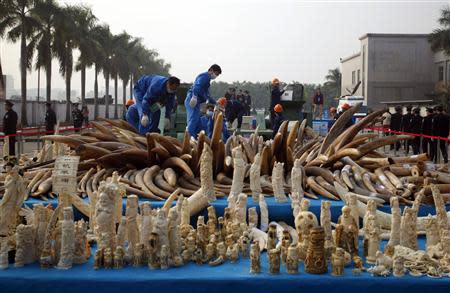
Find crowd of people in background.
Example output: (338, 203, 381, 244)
(224, 87, 252, 129)
(382, 105, 449, 164)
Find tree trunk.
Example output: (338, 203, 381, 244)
(81, 65, 86, 106)
(94, 64, 99, 119)
(20, 28, 28, 126)
(122, 79, 127, 119)
(129, 75, 133, 100)
(114, 74, 118, 119)
(46, 57, 52, 102)
(0, 53, 4, 100)
(65, 45, 73, 122)
(105, 72, 110, 118)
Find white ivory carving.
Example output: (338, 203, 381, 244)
(153, 209, 169, 253)
(235, 193, 248, 224)
(94, 182, 116, 249)
(34, 204, 49, 258)
(140, 202, 153, 248)
(15, 224, 35, 267)
(387, 197, 401, 248)
(239, 231, 251, 258)
(267, 224, 278, 250)
(289, 192, 301, 218)
(345, 193, 360, 230)
(363, 200, 377, 252)
(268, 248, 281, 274)
(180, 198, 190, 226)
(400, 207, 418, 250)
(249, 153, 263, 202)
(366, 215, 380, 264)
(258, 194, 269, 232)
(226, 243, 239, 263)
(291, 159, 304, 201)
(331, 247, 345, 276)
(392, 256, 405, 277)
(431, 184, 449, 239)
(425, 215, 440, 250)
(230, 147, 245, 197)
(57, 207, 75, 269)
(320, 201, 334, 255)
(0, 166, 26, 237)
(111, 171, 126, 224)
(126, 195, 140, 257)
(272, 162, 288, 203)
(104, 247, 113, 268)
(114, 246, 124, 269)
(286, 244, 299, 274)
(168, 208, 183, 266)
(248, 207, 258, 228)
(207, 206, 217, 236)
(300, 198, 310, 212)
(295, 199, 318, 248)
(73, 220, 88, 264)
(160, 244, 169, 269)
(116, 217, 127, 249)
(0, 239, 8, 269)
(250, 241, 261, 273)
(337, 206, 358, 255)
(250, 227, 267, 251)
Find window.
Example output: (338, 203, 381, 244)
(439, 66, 444, 81)
(352, 71, 355, 84)
(357, 70, 361, 83)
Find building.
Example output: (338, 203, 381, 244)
(1, 74, 14, 99)
(340, 33, 439, 110)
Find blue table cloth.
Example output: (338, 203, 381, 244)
(0, 238, 449, 293)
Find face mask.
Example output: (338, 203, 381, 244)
(206, 110, 213, 117)
(210, 73, 217, 80)
(167, 89, 176, 94)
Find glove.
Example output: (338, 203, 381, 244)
(189, 96, 198, 108)
(150, 102, 162, 113)
(164, 118, 170, 130)
(141, 114, 149, 127)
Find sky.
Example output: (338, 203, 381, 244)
(0, 0, 447, 97)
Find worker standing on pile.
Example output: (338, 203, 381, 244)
(312, 87, 324, 119)
(270, 78, 287, 125)
(410, 107, 422, 155)
(390, 106, 403, 151)
(2, 100, 18, 157)
(72, 103, 84, 133)
(433, 105, 449, 164)
(185, 64, 222, 138)
(200, 98, 229, 141)
(272, 104, 287, 137)
(45, 102, 57, 134)
(133, 75, 180, 134)
(421, 107, 435, 161)
(402, 105, 413, 154)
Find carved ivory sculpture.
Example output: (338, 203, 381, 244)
(289, 192, 301, 218)
(116, 217, 127, 249)
(0, 166, 27, 237)
(168, 208, 183, 266)
(94, 182, 117, 249)
(153, 209, 169, 253)
(368, 251, 392, 276)
(272, 162, 288, 203)
(111, 171, 126, 224)
(431, 185, 449, 242)
(291, 159, 304, 201)
(73, 220, 88, 264)
(126, 195, 140, 257)
(387, 197, 401, 248)
(331, 247, 345, 276)
(140, 202, 153, 249)
(259, 194, 269, 232)
(345, 193, 360, 230)
(400, 207, 418, 250)
(320, 201, 334, 257)
(249, 241, 261, 274)
(295, 199, 319, 252)
(0, 239, 8, 269)
(305, 227, 327, 274)
(286, 244, 299, 274)
(268, 248, 281, 274)
(425, 215, 440, 250)
(366, 215, 380, 264)
(249, 153, 263, 202)
(34, 204, 50, 258)
(235, 193, 247, 224)
(57, 207, 75, 269)
(363, 200, 377, 256)
(239, 231, 251, 258)
(393, 256, 405, 277)
(207, 206, 217, 236)
(248, 207, 258, 228)
(267, 224, 278, 250)
(14, 224, 35, 267)
(230, 147, 245, 197)
(337, 205, 358, 256)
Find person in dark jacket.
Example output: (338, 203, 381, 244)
(272, 104, 287, 137)
(334, 103, 354, 130)
(2, 100, 18, 156)
(432, 105, 449, 163)
(402, 105, 413, 154)
(390, 105, 403, 151)
(421, 107, 435, 161)
(312, 87, 324, 119)
(72, 103, 84, 132)
(270, 78, 286, 125)
(44, 102, 57, 134)
(410, 108, 422, 155)
(243, 90, 251, 116)
(228, 97, 244, 129)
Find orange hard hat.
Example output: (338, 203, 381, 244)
(329, 107, 337, 113)
(217, 97, 227, 107)
(274, 104, 283, 113)
(342, 103, 350, 110)
(272, 78, 280, 86)
(126, 99, 135, 106)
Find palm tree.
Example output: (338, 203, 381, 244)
(0, 0, 39, 126)
(73, 5, 97, 107)
(324, 67, 342, 99)
(29, 0, 60, 103)
(110, 32, 131, 118)
(429, 6, 450, 55)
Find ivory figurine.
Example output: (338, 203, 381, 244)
(249, 153, 263, 202)
(226, 243, 239, 263)
(168, 208, 183, 266)
(103, 247, 113, 269)
(286, 244, 299, 274)
(111, 171, 125, 224)
(207, 206, 217, 236)
(305, 227, 327, 274)
(281, 230, 292, 263)
(368, 251, 391, 276)
(193, 247, 204, 265)
(34, 204, 49, 258)
(442, 230, 450, 255)
(15, 224, 35, 267)
(430, 184, 449, 237)
(248, 207, 258, 228)
(366, 215, 380, 264)
(267, 224, 278, 250)
(114, 246, 124, 269)
(148, 232, 160, 269)
(337, 205, 358, 255)
(300, 198, 310, 212)
(258, 194, 269, 232)
(235, 193, 248, 224)
(153, 209, 169, 252)
(425, 215, 440, 250)
(268, 248, 281, 274)
(400, 207, 418, 250)
(209, 242, 226, 266)
(94, 183, 116, 249)
(291, 159, 304, 202)
(204, 243, 215, 263)
(0, 166, 27, 237)
(272, 162, 288, 203)
(249, 241, 261, 274)
(196, 223, 208, 254)
(126, 195, 140, 257)
(116, 217, 127, 249)
(0, 239, 8, 269)
(93, 248, 103, 270)
(387, 197, 401, 248)
(57, 207, 75, 269)
(73, 220, 89, 264)
(160, 245, 169, 269)
(133, 243, 144, 267)
(239, 231, 251, 258)
(230, 147, 245, 197)
(289, 192, 301, 218)
(392, 256, 405, 277)
(346, 193, 360, 230)
(140, 202, 153, 248)
(331, 247, 345, 276)
(363, 200, 377, 256)
(320, 201, 334, 258)
(180, 198, 190, 226)
(295, 201, 319, 249)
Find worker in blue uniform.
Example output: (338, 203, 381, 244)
(133, 75, 180, 134)
(125, 103, 143, 132)
(272, 104, 287, 137)
(200, 97, 229, 141)
(270, 78, 288, 125)
(185, 64, 222, 138)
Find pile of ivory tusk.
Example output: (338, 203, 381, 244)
(2, 102, 450, 211)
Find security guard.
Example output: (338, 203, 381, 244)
(401, 105, 413, 154)
(433, 105, 449, 164)
(421, 107, 435, 161)
(2, 100, 18, 156)
(390, 106, 403, 151)
(45, 102, 57, 134)
(410, 107, 422, 155)
(72, 103, 84, 132)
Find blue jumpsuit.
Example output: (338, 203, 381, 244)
(133, 75, 176, 134)
(200, 113, 229, 142)
(184, 72, 216, 138)
(125, 104, 141, 131)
